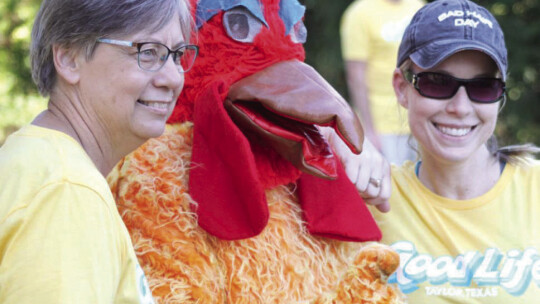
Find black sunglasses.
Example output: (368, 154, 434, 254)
(404, 70, 506, 104)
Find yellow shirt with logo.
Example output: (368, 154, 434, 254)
(372, 160, 540, 303)
(0, 125, 154, 304)
(341, 0, 424, 134)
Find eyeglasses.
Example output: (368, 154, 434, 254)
(96, 38, 198, 72)
(404, 71, 506, 104)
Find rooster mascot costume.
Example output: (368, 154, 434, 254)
(108, 0, 405, 303)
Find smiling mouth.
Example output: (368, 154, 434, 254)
(434, 123, 476, 137)
(137, 99, 169, 109)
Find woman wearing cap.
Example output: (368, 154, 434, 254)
(0, 0, 196, 302)
(336, 0, 539, 302)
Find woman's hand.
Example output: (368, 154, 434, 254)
(323, 127, 391, 212)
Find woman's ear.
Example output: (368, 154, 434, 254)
(392, 68, 409, 110)
(52, 44, 81, 85)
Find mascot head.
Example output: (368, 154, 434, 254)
(172, 0, 363, 180)
(170, 0, 305, 123)
(175, 0, 379, 241)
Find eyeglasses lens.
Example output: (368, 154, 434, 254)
(177, 46, 197, 72)
(138, 43, 163, 71)
(138, 43, 197, 72)
(416, 72, 504, 103)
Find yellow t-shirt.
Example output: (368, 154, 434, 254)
(0, 125, 154, 304)
(341, 0, 424, 134)
(372, 160, 540, 303)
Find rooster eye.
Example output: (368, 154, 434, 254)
(223, 6, 263, 43)
(289, 20, 307, 44)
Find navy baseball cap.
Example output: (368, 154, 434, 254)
(397, 0, 507, 80)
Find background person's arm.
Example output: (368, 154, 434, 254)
(344, 60, 382, 151)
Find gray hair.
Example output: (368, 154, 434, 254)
(30, 0, 193, 96)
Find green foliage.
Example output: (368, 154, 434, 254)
(477, 0, 540, 145)
(0, 0, 41, 95)
(303, 0, 351, 97)
(0, 0, 45, 145)
(0, 95, 47, 145)
(304, 0, 540, 146)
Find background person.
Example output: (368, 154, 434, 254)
(372, 0, 539, 302)
(0, 0, 195, 302)
(340, 0, 424, 165)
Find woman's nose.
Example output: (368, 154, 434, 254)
(446, 86, 474, 116)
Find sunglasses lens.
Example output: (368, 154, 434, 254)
(415, 72, 504, 103)
(416, 73, 458, 99)
(467, 79, 505, 103)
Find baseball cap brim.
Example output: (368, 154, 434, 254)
(409, 39, 507, 81)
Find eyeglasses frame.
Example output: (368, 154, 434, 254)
(96, 38, 199, 73)
(403, 70, 506, 104)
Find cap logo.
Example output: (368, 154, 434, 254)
(438, 10, 493, 29)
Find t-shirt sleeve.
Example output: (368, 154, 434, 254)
(340, 5, 370, 61)
(0, 182, 124, 304)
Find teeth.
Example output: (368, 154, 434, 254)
(437, 125, 472, 137)
(138, 100, 168, 109)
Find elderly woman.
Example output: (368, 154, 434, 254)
(0, 0, 196, 302)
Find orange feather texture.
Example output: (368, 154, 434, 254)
(108, 0, 406, 303)
(109, 124, 404, 303)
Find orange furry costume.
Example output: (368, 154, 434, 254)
(108, 0, 405, 303)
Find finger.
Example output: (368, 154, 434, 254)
(344, 158, 361, 189)
(363, 160, 383, 197)
(374, 163, 392, 212)
(364, 197, 390, 213)
(369, 177, 382, 188)
(361, 161, 391, 211)
(376, 201, 390, 213)
(361, 191, 389, 211)
(329, 128, 362, 186)
(379, 173, 391, 203)
(359, 178, 382, 199)
(358, 152, 378, 193)
(355, 164, 371, 193)
(364, 181, 382, 199)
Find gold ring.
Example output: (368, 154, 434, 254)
(369, 177, 382, 188)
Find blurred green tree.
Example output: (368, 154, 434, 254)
(0, 0, 41, 95)
(0, 0, 44, 145)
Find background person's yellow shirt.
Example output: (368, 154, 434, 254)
(341, 0, 423, 135)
